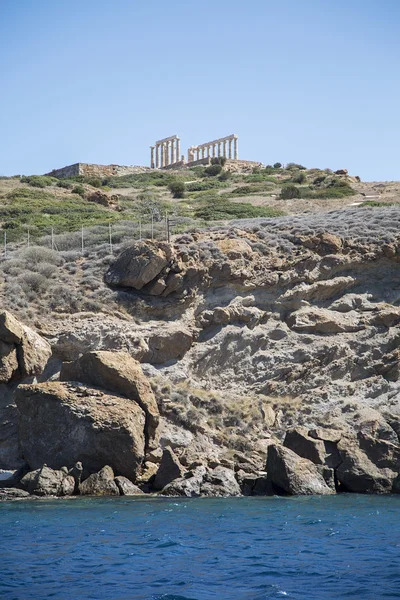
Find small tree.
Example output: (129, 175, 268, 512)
(273, 162, 282, 169)
(280, 184, 301, 199)
(168, 179, 185, 198)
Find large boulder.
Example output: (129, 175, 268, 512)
(266, 444, 334, 495)
(19, 465, 75, 496)
(153, 447, 185, 491)
(60, 351, 159, 451)
(114, 476, 144, 496)
(336, 437, 397, 493)
(161, 465, 241, 497)
(15, 382, 146, 480)
(284, 427, 341, 469)
(105, 241, 172, 289)
(80, 466, 120, 496)
(0, 310, 51, 383)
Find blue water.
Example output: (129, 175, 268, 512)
(1, 495, 400, 599)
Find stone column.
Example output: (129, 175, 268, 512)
(160, 144, 164, 168)
(150, 146, 155, 169)
(170, 140, 175, 165)
(201, 148, 205, 159)
(228, 139, 232, 159)
(176, 138, 181, 162)
(234, 138, 238, 160)
(217, 142, 221, 157)
(212, 144, 216, 157)
(167, 141, 171, 166)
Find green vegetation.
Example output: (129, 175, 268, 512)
(168, 179, 185, 198)
(280, 185, 301, 199)
(72, 184, 85, 198)
(20, 175, 56, 188)
(0, 187, 119, 241)
(204, 164, 223, 177)
(195, 200, 284, 221)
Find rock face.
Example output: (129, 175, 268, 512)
(0, 310, 51, 383)
(80, 466, 120, 496)
(153, 447, 185, 491)
(267, 444, 334, 495)
(15, 382, 146, 480)
(60, 351, 159, 451)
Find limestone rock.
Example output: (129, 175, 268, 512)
(266, 444, 334, 495)
(0, 311, 51, 382)
(19, 325, 52, 377)
(161, 465, 241, 497)
(0, 488, 30, 500)
(105, 241, 171, 289)
(287, 307, 363, 334)
(61, 351, 159, 450)
(336, 438, 395, 493)
(15, 382, 146, 480)
(284, 427, 341, 469)
(153, 447, 185, 491)
(0, 311, 24, 344)
(19, 465, 72, 496)
(80, 466, 120, 496)
(200, 466, 241, 497)
(34, 465, 66, 496)
(19, 469, 40, 494)
(144, 327, 193, 364)
(0, 341, 19, 383)
(277, 277, 355, 310)
(114, 476, 144, 495)
(60, 475, 75, 496)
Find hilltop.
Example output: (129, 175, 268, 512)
(0, 162, 399, 247)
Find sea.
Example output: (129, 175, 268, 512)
(0, 495, 399, 599)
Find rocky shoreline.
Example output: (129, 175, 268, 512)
(1, 211, 400, 500)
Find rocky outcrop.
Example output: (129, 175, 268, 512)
(114, 476, 143, 495)
(105, 241, 172, 290)
(284, 427, 342, 469)
(60, 351, 159, 451)
(266, 444, 335, 495)
(153, 446, 185, 491)
(161, 465, 241, 497)
(0, 310, 51, 383)
(15, 382, 146, 480)
(79, 466, 120, 496)
(19, 465, 75, 496)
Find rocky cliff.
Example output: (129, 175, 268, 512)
(2, 207, 400, 498)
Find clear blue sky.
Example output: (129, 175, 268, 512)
(1, 0, 399, 180)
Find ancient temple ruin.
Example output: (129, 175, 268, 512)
(150, 134, 239, 169)
(150, 135, 181, 169)
(188, 134, 238, 163)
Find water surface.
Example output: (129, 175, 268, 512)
(1, 495, 399, 599)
